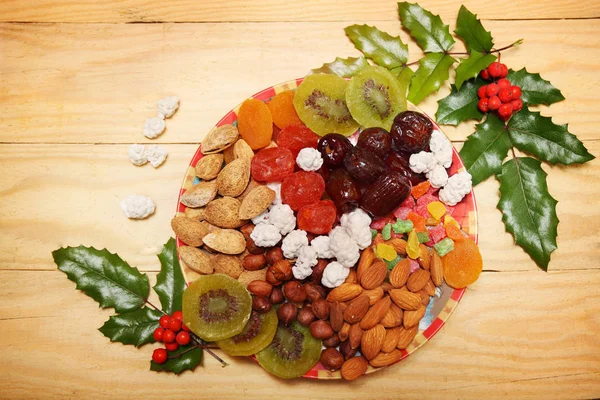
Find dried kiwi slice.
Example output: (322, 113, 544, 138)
(293, 74, 359, 137)
(346, 65, 407, 131)
(216, 309, 278, 356)
(182, 274, 252, 342)
(255, 321, 322, 379)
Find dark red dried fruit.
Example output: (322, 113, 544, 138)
(385, 151, 426, 186)
(325, 168, 361, 214)
(343, 147, 386, 184)
(356, 127, 392, 159)
(390, 111, 433, 153)
(360, 171, 411, 217)
(317, 133, 353, 167)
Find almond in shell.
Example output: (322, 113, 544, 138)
(341, 356, 368, 381)
(361, 324, 386, 360)
(389, 258, 411, 288)
(212, 254, 244, 278)
(238, 185, 275, 220)
(204, 197, 247, 229)
(237, 268, 268, 287)
(343, 294, 370, 324)
(389, 289, 422, 311)
(233, 139, 254, 161)
(180, 180, 218, 208)
(369, 349, 403, 368)
(217, 158, 250, 197)
(178, 246, 213, 275)
(195, 154, 224, 180)
(326, 283, 363, 303)
(359, 296, 391, 330)
(201, 124, 239, 154)
(403, 305, 426, 329)
(184, 207, 206, 221)
(359, 260, 387, 290)
(202, 229, 246, 255)
(407, 269, 431, 293)
(171, 216, 209, 247)
(396, 326, 418, 349)
(380, 304, 403, 328)
(237, 178, 262, 203)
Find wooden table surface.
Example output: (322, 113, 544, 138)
(1, 1, 599, 399)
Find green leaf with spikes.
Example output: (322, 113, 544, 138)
(454, 51, 496, 90)
(151, 344, 203, 375)
(506, 68, 565, 106)
(345, 24, 408, 69)
(454, 5, 494, 53)
(398, 2, 455, 53)
(408, 53, 456, 105)
(154, 237, 187, 315)
(436, 78, 485, 125)
(99, 307, 162, 347)
(311, 56, 369, 78)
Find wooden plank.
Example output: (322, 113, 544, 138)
(0, 142, 598, 273)
(0, 0, 598, 23)
(1, 19, 599, 143)
(1, 269, 598, 399)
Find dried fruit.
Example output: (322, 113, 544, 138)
(327, 283, 363, 302)
(318, 133, 354, 168)
(359, 259, 387, 290)
(360, 171, 411, 217)
(361, 324, 386, 360)
(178, 246, 213, 275)
(201, 124, 239, 154)
(216, 158, 250, 197)
(325, 168, 361, 213)
(251, 147, 295, 182)
(238, 186, 276, 220)
(276, 124, 319, 158)
(171, 216, 209, 247)
(267, 90, 303, 129)
(296, 200, 336, 234)
(344, 147, 387, 184)
(359, 296, 391, 330)
(202, 229, 246, 255)
(195, 154, 224, 180)
(442, 237, 483, 289)
(180, 180, 218, 208)
(356, 127, 393, 159)
(216, 309, 277, 356)
(281, 171, 325, 211)
(407, 269, 431, 293)
(237, 99, 273, 150)
(389, 289, 421, 311)
(390, 111, 433, 153)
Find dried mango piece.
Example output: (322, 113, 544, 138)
(411, 181, 430, 199)
(442, 237, 482, 289)
(407, 212, 426, 232)
(445, 223, 465, 242)
(376, 244, 397, 261)
(443, 214, 460, 228)
(427, 201, 447, 221)
(406, 230, 421, 259)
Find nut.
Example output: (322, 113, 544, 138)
(323, 333, 341, 348)
(389, 289, 422, 311)
(240, 223, 255, 237)
(407, 269, 430, 292)
(344, 268, 357, 284)
(349, 323, 364, 349)
(363, 287, 384, 306)
(271, 260, 293, 281)
(238, 185, 275, 220)
(381, 327, 403, 353)
(396, 326, 418, 350)
(327, 283, 363, 302)
(338, 322, 351, 342)
(320, 348, 344, 371)
(356, 246, 374, 282)
(265, 247, 284, 265)
(339, 339, 358, 360)
(310, 259, 328, 284)
(369, 349, 403, 368)
(430, 252, 444, 286)
(418, 244, 431, 270)
(201, 124, 239, 154)
(343, 294, 370, 324)
(180, 180, 218, 208)
(389, 258, 411, 288)
(171, 216, 209, 247)
(359, 260, 388, 290)
(276, 302, 297, 325)
(380, 282, 393, 292)
(283, 281, 307, 304)
(403, 305, 426, 329)
(242, 254, 267, 271)
(360, 296, 391, 330)
(329, 302, 346, 332)
(212, 254, 244, 279)
(423, 279, 436, 296)
(380, 304, 403, 328)
(178, 246, 213, 275)
(202, 229, 246, 254)
(247, 280, 273, 297)
(309, 320, 334, 340)
(269, 287, 284, 304)
(304, 282, 326, 303)
(386, 238, 407, 255)
(204, 197, 247, 229)
(245, 237, 264, 255)
(418, 289, 430, 306)
(265, 267, 282, 286)
(361, 324, 386, 360)
(341, 356, 368, 381)
(195, 153, 224, 180)
(237, 268, 267, 287)
(252, 296, 272, 313)
(297, 306, 316, 326)
(311, 298, 330, 320)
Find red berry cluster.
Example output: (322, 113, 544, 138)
(477, 61, 523, 121)
(151, 310, 191, 364)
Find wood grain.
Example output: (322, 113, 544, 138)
(1, 269, 598, 399)
(0, 142, 598, 273)
(0, 0, 598, 23)
(1, 19, 599, 144)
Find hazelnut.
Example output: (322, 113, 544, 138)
(269, 287, 284, 304)
(247, 280, 273, 297)
(311, 298, 330, 320)
(304, 282, 326, 303)
(243, 254, 267, 271)
(252, 296, 271, 313)
(323, 333, 341, 348)
(311, 259, 328, 284)
(271, 260, 293, 281)
(277, 302, 297, 325)
(239, 223, 255, 238)
(297, 306, 316, 326)
(265, 247, 284, 265)
(309, 320, 334, 340)
(320, 347, 344, 371)
(245, 237, 265, 255)
(283, 281, 307, 304)
(265, 267, 282, 286)
(339, 339, 358, 360)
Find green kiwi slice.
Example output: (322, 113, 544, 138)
(216, 309, 278, 356)
(182, 274, 252, 342)
(293, 73, 359, 137)
(255, 321, 322, 379)
(346, 65, 407, 131)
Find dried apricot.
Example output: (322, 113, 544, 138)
(445, 223, 465, 242)
(411, 181, 430, 199)
(406, 212, 426, 232)
(251, 147, 295, 182)
(281, 171, 325, 211)
(238, 99, 273, 150)
(442, 237, 482, 289)
(267, 90, 303, 129)
(276, 124, 319, 158)
(297, 200, 336, 234)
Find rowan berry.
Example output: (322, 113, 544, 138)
(172, 311, 183, 322)
(498, 103, 513, 120)
(498, 88, 513, 103)
(152, 348, 168, 364)
(511, 86, 522, 99)
(500, 64, 509, 78)
(163, 329, 176, 343)
(488, 96, 501, 111)
(477, 85, 487, 98)
(168, 318, 182, 333)
(511, 99, 523, 111)
(176, 331, 191, 346)
(486, 83, 500, 97)
(497, 78, 511, 90)
(159, 315, 171, 329)
(165, 342, 179, 352)
(478, 98, 489, 113)
(480, 69, 490, 80)
(488, 62, 503, 78)
(153, 327, 165, 342)
(182, 323, 190, 332)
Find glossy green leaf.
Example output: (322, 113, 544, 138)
(497, 157, 558, 270)
(506, 68, 565, 106)
(345, 24, 408, 69)
(398, 2, 455, 53)
(436, 78, 485, 125)
(99, 307, 162, 347)
(454, 51, 496, 90)
(460, 114, 512, 185)
(53, 246, 149, 313)
(154, 237, 187, 315)
(311, 56, 369, 78)
(408, 53, 456, 105)
(150, 344, 203, 374)
(395, 65, 414, 92)
(454, 5, 494, 53)
(508, 108, 594, 165)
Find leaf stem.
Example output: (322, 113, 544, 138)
(145, 299, 167, 315)
(189, 332, 229, 367)
(445, 39, 524, 56)
(167, 344, 202, 359)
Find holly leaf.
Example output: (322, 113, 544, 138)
(151, 344, 203, 375)
(454, 5, 494, 53)
(508, 108, 594, 165)
(99, 307, 162, 347)
(408, 53, 456, 105)
(396, 65, 414, 94)
(311, 56, 369, 78)
(497, 157, 558, 270)
(460, 114, 512, 185)
(398, 2, 454, 53)
(53, 246, 149, 313)
(344, 24, 408, 69)
(154, 237, 187, 315)
(436, 78, 485, 125)
(454, 51, 496, 90)
(506, 68, 565, 106)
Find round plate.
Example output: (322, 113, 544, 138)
(174, 78, 478, 380)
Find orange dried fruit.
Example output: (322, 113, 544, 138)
(237, 99, 273, 150)
(407, 212, 426, 232)
(267, 90, 303, 129)
(411, 181, 430, 199)
(442, 237, 482, 289)
(445, 223, 465, 242)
